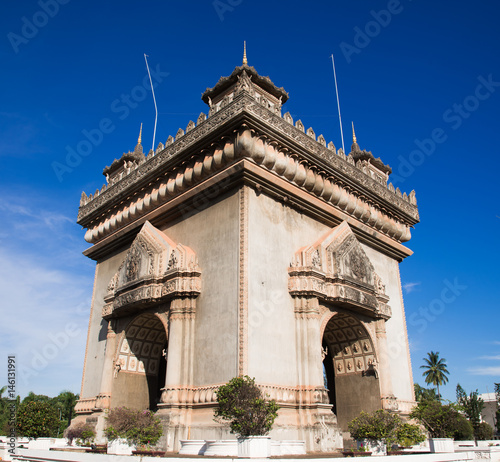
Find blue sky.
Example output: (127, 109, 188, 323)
(0, 1, 499, 403)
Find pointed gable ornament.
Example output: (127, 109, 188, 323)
(236, 70, 253, 95)
(288, 221, 391, 319)
(103, 221, 201, 319)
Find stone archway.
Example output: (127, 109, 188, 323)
(112, 313, 168, 410)
(321, 312, 380, 431)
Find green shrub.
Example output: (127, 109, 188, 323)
(215, 376, 279, 438)
(348, 410, 402, 447)
(396, 422, 426, 447)
(105, 408, 162, 448)
(475, 422, 494, 441)
(451, 416, 473, 440)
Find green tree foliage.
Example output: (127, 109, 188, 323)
(495, 383, 500, 434)
(0, 386, 9, 434)
(452, 415, 475, 441)
(105, 408, 162, 448)
(410, 399, 472, 439)
(54, 391, 79, 428)
(16, 401, 60, 438)
(456, 383, 485, 440)
(214, 376, 279, 438)
(0, 390, 20, 435)
(420, 351, 449, 399)
(6, 388, 79, 437)
(414, 383, 439, 402)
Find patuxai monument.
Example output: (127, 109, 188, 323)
(74, 52, 419, 453)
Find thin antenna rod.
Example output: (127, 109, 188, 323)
(330, 54, 345, 154)
(144, 53, 158, 154)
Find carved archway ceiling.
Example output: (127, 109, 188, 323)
(323, 313, 376, 377)
(117, 313, 166, 376)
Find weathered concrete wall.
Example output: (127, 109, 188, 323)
(247, 189, 330, 386)
(161, 190, 240, 386)
(80, 250, 127, 399)
(361, 245, 414, 404)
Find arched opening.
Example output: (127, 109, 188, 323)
(112, 313, 168, 410)
(322, 340, 336, 410)
(322, 312, 381, 431)
(155, 341, 168, 408)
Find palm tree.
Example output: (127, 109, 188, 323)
(421, 351, 449, 399)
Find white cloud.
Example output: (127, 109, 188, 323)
(403, 282, 421, 294)
(0, 193, 94, 397)
(0, 246, 91, 395)
(479, 355, 500, 360)
(468, 367, 500, 376)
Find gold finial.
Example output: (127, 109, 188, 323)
(243, 41, 247, 65)
(352, 121, 357, 144)
(138, 123, 142, 144)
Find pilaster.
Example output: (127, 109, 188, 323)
(375, 319, 398, 411)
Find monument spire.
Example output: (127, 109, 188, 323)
(134, 123, 143, 154)
(242, 41, 247, 65)
(351, 121, 360, 152)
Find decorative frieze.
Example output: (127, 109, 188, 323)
(158, 383, 329, 408)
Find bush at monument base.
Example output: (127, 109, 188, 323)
(105, 407, 162, 449)
(64, 421, 95, 446)
(214, 376, 279, 438)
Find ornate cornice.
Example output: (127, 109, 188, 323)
(78, 93, 418, 249)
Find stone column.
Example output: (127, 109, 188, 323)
(159, 297, 196, 452)
(96, 319, 117, 410)
(375, 319, 398, 411)
(164, 297, 195, 390)
(294, 298, 324, 391)
(293, 297, 339, 452)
